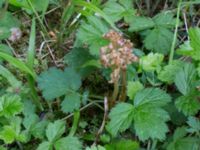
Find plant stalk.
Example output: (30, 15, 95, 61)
(168, 0, 182, 64)
(112, 80, 119, 106)
(69, 111, 80, 136)
(120, 69, 127, 102)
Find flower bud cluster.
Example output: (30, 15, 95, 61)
(100, 30, 138, 83)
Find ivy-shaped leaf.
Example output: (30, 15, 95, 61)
(61, 92, 81, 113)
(37, 67, 81, 101)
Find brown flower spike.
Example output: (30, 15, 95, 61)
(100, 30, 138, 83)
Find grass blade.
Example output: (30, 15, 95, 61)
(0, 52, 36, 78)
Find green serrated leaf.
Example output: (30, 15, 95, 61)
(158, 60, 184, 84)
(134, 105, 170, 141)
(105, 139, 139, 150)
(133, 88, 171, 141)
(153, 11, 176, 28)
(86, 145, 105, 150)
(0, 94, 23, 118)
(0, 11, 20, 28)
(46, 120, 65, 142)
(76, 16, 109, 56)
(37, 67, 81, 100)
(103, 0, 135, 23)
(37, 141, 52, 150)
(61, 92, 81, 113)
(55, 136, 82, 150)
(167, 127, 200, 150)
(139, 53, 164, 72)
(176, 28, 200, 60)
(175, 93, 200, 116)
(144, 27, 174, 54)
(0, 117, 26, 144)
(32, 120, 48, 140)
(175, 63, 196, 95)
(187, 117, 200, 134)
(106, 103, 134, 137)
(64, 48, 95, 77)
(134, 88, 171, 107)
(23, 100, 36, 117)
(128, 16, 155, 32)
(127, 81, 144, 100)
(0, 27, 10, 40)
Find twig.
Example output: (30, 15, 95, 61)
(93, 97, 108, 146)
(61, 101, 104, 121)
(40, 32, 58, 66)
(182, 10, 189, 40)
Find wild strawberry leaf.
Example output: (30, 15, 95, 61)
(134, 88, 171, 107)
(54, 136, 82, 150)
(158, 60, 184, 84)
(106, 103, 134, 137)
(0, 117, 26, 144)
(46, 120, 65, 143)
(187, 117, 200, 134)
(127, 81, 144, 100)
(153, 11, 176, 28)
(107, 88, 171, 140)
(37, 141, 52, 150)
(144, 27, 174, 54)
(139, 53, 164, 72)
(37, 67, 81, 101)
(105, 139, 139, 150)
(134, 105, 170, 141)
(103, 0, 136, 23)
(175, 92, 200, 116)
(0, 94, 23, 118)
(128, 16, 155, 32)
(76, 16, 109, 56)
(133, 88, 171, 141)
(167, 127, 200, 150)
(61, 92, 81, 113)
(177, 27, 200, 60)
(64, 48, 96, 78)
(174, 63, 196, 95)
(86, 145, 105, 150)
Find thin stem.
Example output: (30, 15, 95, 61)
(168, 0, 182, 64)
(112, 80, 119, 106)
(27, 75, 44, 111)
(69, 111, 80, 136)
(120, 69, 127, 102)
(151, 139, 157, 150)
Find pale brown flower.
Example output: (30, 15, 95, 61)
(100, 30, 138, 83)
